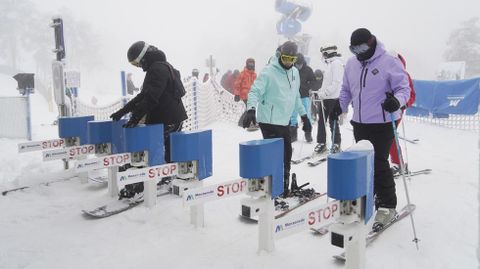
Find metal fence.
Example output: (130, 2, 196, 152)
(0, 96, 31, 139)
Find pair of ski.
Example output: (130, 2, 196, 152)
(291, 153, 327, 167)
(239, 191, 327, 223)
(331, 204, 416, 262)
(394, 168, 432, 179)
(82, 180, 172, 218)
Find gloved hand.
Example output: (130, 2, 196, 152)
(242, 109, 256, 128)
(234, 95, 240, 102)
(332, 100, 343, 117)
(382, 92, 400, 113)
(110, 107, 128, 121)
(301, 115, 312, 132)
(122, 113, 141, 128)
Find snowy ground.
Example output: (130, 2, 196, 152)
(0, 95, 478, 269)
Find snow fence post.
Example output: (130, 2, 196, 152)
(328, 140, 374, 269)
(239, 138, 284, 253)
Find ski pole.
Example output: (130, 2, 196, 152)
(330, 119, 337, 152)
(320, 99, 328, 148)
(400, 118, 411, 179)
(390, 113, 420, 249)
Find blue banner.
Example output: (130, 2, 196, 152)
(407, 77, 480, 117)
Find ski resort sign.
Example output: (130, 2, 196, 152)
(75, 153, 131, 172)
(183, 178, 248, 205)
(116, 163, 178, 187)
(274, 200, 339, 239)
(18, 138, 66, 153)
(42, 144, 95, 161)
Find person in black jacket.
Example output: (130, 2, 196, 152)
(110, 41, 188, 199)
(289, 53, 316, 142)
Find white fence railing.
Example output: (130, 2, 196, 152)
(405, 113, 479, 131)
(74, 75, 245, 131)
(72, 75, 480, 133)
(0, 96, 31, 139)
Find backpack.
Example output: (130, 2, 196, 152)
(161, 62, 186, 99)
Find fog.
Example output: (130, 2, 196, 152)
(14, 0, 480, 94)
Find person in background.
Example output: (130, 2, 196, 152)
(126, 73, 139, 95)
(336, 28, 410, 229)
(203, 73, 209, 83)
(234, 58, 256, 105)
(229, 70, 240, 94)
(192, 68, 199, 79)
(289, 53, 315, 142)
(389, 52, 416, 175)
(314, 45, 344, 154)
(310, 69, 324, 122)
(221, 70, 233, 91)
(110, 41, 188, 200)
(242, 41, 312, 197)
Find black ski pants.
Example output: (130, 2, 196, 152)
(317, 99, 341, 145)
(351, 121, 396, 209)
(258, 123, 292, 186)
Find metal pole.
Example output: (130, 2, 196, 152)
(390, 113, 419, 249)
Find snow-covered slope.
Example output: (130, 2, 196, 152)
(0, 100, 477, 268)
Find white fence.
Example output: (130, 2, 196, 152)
(405, 114, 480, 131)
(74, 75, 245, 131)
(0, 96, 31, 139)
(76, 98, 127, 121)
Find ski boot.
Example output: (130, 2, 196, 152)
(314, 143, 327, 154)
(330, 143, 341, 153)
(372, 207, 397, 231)
(118, 182, 144, 200)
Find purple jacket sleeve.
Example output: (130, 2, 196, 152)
(339, 71, 352, 113)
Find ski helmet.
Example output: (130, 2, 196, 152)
(280, 41, 298, 56)
(127, 41, 150, 67)
(246, 58, 255, 70)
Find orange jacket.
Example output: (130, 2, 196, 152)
(233, 68, 256, 100)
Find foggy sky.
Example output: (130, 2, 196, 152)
(35, 0, 480, 94)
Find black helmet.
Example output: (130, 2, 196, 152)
(314, 69, 323, 78)
(127, 41, 150, 67)
(296, 53, 305, 65)
(246, 58, 255, 70)
(280, 41, 298, 56)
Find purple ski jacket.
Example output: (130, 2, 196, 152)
(339, 41, 410, 123)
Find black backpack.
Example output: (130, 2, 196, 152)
(161, 62, 186, 99)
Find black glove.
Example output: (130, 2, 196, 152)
(332, 100, 343, 117)
(242, 109, 256, 128)
(122, 111, 142, 128)
(110, 107, 128, 121)
(301, 115, 312, 132)
(234, 95, 240, 102)
(382, 92, 400, 113)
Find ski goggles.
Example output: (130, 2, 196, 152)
(349, 43, 370, 55)
(280, 54, 298, 64)
(130, 61, 141, 67)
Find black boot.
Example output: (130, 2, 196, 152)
(119, 182, 144, 200)
(283, 173, 290, 198)
(290, 173, 298, 191)
(290, 125, 298, 142)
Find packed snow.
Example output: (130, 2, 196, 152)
(0, 93, 477, 269)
